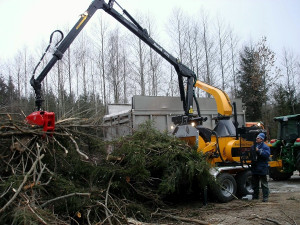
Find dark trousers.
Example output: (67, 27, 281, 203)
(252, 174, 269, 199)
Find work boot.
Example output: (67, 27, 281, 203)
(262, 198, 268, 202)
(252, 195, 259, 200)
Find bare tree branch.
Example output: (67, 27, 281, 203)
(40, 192, 90, 208)
(0, 154, 45, 213)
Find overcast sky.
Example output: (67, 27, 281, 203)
(0, 0, 299, 60)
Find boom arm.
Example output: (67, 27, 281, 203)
(30, 2, 102, 111)
(30, 0, 232, 122)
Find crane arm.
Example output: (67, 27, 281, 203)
(30, 0, 196, 117)
(29, 0, 232, 125)
(30, 1, 103, 110)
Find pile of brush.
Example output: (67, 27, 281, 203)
(0, 114, 213, 224)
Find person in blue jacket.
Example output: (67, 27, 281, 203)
(251, 132, 270, 202)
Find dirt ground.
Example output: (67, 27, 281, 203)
(159, 171, 300, 225)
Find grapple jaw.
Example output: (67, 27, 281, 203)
(26, 111, 55, 132)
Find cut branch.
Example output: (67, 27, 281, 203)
(0, 154, 45, 213)
(40, 192, 90, 208)
(105, 172, 115, 225)
(66, 132, 89, 159)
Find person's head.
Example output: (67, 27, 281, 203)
(256, 133, 265, 143)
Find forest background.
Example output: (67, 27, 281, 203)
(0, 5, 299, 138)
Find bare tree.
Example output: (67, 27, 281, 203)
(91, 14, 109, 105)
(138, 38, 146, 95)
(167, 8, 188, 62)
(11, 48, 30, 102)
(128, 14, 149, 97)
(66, 47, 72, 97)
(185, 18, 196, 70)
(107, 28, 122, 103)
(13, 52, 22, 101)
(228, 27, 239, 99)
(73, 31, 89, 99)
(191, 21, 205, 98)
(199, 9, 218, 93)
(121, 48, 129, 103)
(145, 15, 162, 96)
(280, 48, 299, 113)
(216, 16, 231, 92)
(22, 47, 29, 98)
(56, 60, 65, 118)
(166, 8, 189, 97)
(166, 65, 176, 97)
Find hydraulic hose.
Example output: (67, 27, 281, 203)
(212, 131, 225, 162)
(193, 91, 201, 118)
(30, 30, 64, 111)
(32, 30, 64, 77)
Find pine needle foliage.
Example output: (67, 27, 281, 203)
(109, 121, 214, 199)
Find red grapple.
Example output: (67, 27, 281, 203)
(26, 111, 55, 132)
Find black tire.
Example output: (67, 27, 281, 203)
(296, 151, 300, 171)
(212, 173, 237, 203)
(236, 170, 254, 197)
(269, 167, 293, 181)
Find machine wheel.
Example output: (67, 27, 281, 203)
(269, 167, 293, 181)
(212, 173, 237, 203)
(296, 151, 300, 171)
(236, 170, 253, 197)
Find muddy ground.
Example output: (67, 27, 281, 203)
(158, 171, 300, 225)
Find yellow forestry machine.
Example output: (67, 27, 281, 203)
(26, 0, 271, 202)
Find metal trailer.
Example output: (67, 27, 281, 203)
(102, 95, 246, 140)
